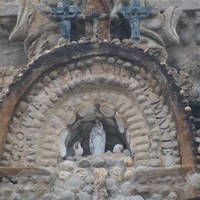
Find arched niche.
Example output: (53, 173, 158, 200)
(0, 43, 193, 169)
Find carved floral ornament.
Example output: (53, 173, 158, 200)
(0, 43, 193, 169)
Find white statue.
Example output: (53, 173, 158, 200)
(73, 141, 83, 156)
(113, 144, 123, 153)
(89, 120, 106, 155)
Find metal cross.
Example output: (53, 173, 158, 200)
(51, 0, 81, 41)
(121, 0, 151, 42)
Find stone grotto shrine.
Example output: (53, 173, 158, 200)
(0, 0, 200, 199)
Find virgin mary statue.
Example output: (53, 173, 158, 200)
(89, 120, 106, 155)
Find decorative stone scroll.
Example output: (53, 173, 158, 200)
(0, 43, 190, 169)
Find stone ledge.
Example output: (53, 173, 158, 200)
(0, 167, 51, 177)
(0, 165, 192, 177)
(133, 166, 192, 179)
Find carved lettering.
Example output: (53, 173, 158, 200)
(11, 143, 24, 161)
(20, 117, 32, 128)
(27, 147, 35, 155)
(15, 132, 25, 140)
(32, 100, 42, 110)
(41, 106, 49, 116)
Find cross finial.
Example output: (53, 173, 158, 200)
(51, 0, 81, 41)
(121, 0, 151, 42)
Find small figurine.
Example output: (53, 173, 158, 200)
(51, 0, 81, 42)
(73, 141, 83, 156)
(89, 119, 106, 155)
(113, 144, 124, 153)
(121, 0, 151, 42)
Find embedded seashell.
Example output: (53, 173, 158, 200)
(111, 38, 120, 43)
(167, 69, 173, 75)
(78, 39, 84, 44)
(160, 61, 166, 66)
(198, 146, 200, 154)
(71, 41, 77, 44)
(180, 90, 185, 95)
(131, 44, 137, 48)
(182, 99, 188, 103)
(116, 42, 121, 46)
(185, 106, 191, 112)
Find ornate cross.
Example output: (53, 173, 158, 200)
(51, 0, 81, 41)
(121, 0, 151, 42)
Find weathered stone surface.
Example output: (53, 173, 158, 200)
(59, 130, 69, 157)
(67, 111, 76, 125)
(27, 193, 36, 200)
(121, 157, 134, 167)
(167, 192, 178, 200)
(68, 177, 84, 189)
(123, 149, 131, 157)
(59, 171, 72, 181)
(74, 168, 88, 180)
(92, 156, 105, 167)
(115, 195, 127, 200)
(82, 185, 93, 194)
(78, 105, 95, 117)
(110, 167, 123, 182)
(0, 3, 18, 17)
(121, 182, 131, 196)
(53, 187, 63, 197)
(107, 185, 119, 198)
(94, 168, 108, 179)
(78, 158, 90, 168)
(124, 167, 134, 180)
(100, 106, 115, 117)
(115, 112, 125, 133)
(129, 196, 144, 200)
(42, 193, 54, 200)
(146, 0, 200, 11)
(61, 191, 75, 200)
(106, 177, 117, 189)
(84, 175, 95, 185)
(150, 193, 162, 200)
(77, 192, 90, 200)
(105, 157, 116, 167)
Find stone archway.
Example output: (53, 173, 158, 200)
(0, 43, 193, 170)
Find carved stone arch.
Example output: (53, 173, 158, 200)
(0, 43, 193, 169)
